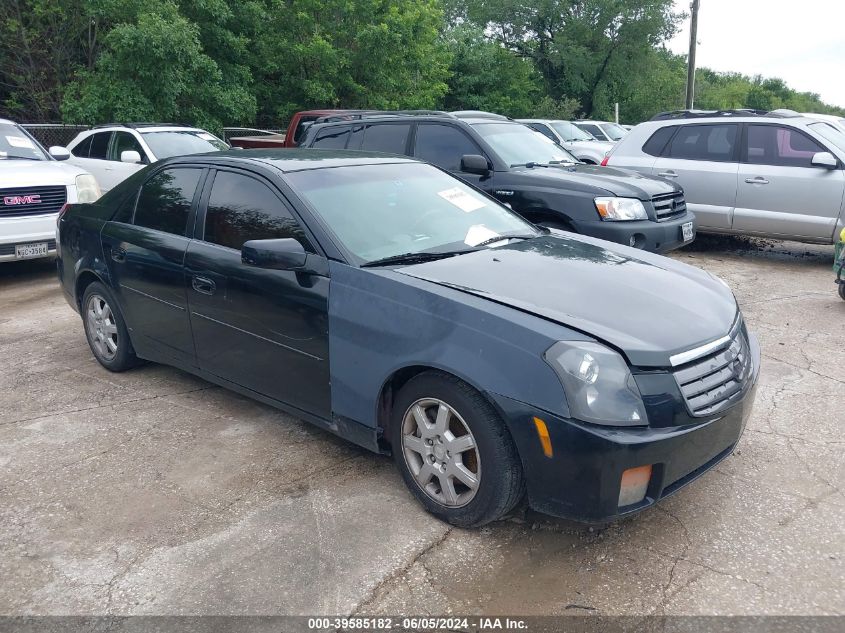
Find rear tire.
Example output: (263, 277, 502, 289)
(390, 371, 524, 527)
(81, 281, 138, 372)
(839, 282, 845, 301)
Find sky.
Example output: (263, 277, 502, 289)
(667, 0, 845, 109)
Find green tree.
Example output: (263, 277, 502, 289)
(454, 0, 682, 117)
(250, 0, 451, 125)
(61, 0, 255, 130)
(441, 24, 544, 116)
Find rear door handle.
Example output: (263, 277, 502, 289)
(110, 247, 126, 263)
(658, 170, 678, 178)
(192, 276, 216, 295)
(745, 177, 770, 185)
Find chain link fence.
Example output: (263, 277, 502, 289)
(20, 124, 90, 148)
(18, 124, 284, 147)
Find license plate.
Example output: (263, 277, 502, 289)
(15, 242, 48, 259)
(681, 221, 695, 242)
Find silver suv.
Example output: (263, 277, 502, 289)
(605, 110, 845, 243)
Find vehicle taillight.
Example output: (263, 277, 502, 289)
(600, 155, 610, 167)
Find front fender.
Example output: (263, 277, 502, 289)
(327, 262, 589, 430)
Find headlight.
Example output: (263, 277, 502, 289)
(75, 174, 101, 203)
(594, 197, 647, 221)
(544, 341, 648, 426)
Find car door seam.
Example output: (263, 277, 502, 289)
(190, 311, 324, 361)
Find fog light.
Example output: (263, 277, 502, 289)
(533, 417, 553, 458)
(618, 465, 652, 507)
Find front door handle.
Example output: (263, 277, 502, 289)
(658, 170, 678, 178)
(745, 177, 770, 185)
(192, 276, 216, 295)
(110, 247, 126, 263)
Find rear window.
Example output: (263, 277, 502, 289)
(667, 124, 737, 162)
(642, 126, 678, 157)
(361, 124, 410, 154)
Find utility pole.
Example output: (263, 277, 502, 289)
(685, 0, 700, 109)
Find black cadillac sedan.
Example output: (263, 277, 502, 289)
(57, 149, 760, 527)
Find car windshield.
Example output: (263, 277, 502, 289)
(550, 121, 594, 142)
(809, 122, 845, 152)
(600, 122, 628, 141)
(0, 122, 49, 161)
(287, 162, 540, 265)
(472, 122, 577, 166)
(140, 130, 228, 159)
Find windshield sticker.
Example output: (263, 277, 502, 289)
(464, 224, 501, 247)
(437, 187, 486, 213)
(6, 136, 35, 149)
(196, 133, 216, 141)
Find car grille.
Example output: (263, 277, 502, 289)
(652, 192, 687, 221)
(0, 239, 57, 256)
(0, 186, 67, 218)
(672, 322, 754, 417)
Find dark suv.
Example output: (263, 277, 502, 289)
(302, 111, 696, 252)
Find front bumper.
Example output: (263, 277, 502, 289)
(0, 214, 59, 262)
(571, 211, 696, 253)
(490, 333, 760, 523)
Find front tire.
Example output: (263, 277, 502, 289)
(81, 281, 137, 372)
(390, 371, 524, 527)
(839, 282, 845, 301)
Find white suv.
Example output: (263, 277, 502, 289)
(66, 124, 228, 192)
(0, 119, 100, 263)
(573, 120, 629, 143)
(517, 119, 614, 164)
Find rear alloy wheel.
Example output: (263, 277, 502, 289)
(391, 372, 524, 527)
(81, 282, 137, 372)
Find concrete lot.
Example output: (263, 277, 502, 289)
(0, 237, 842, 617)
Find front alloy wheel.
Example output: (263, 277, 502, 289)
(391, 371, 524, 527)
(401, 398, 481, 507)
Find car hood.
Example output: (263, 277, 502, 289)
(0, 160, 88, 188)
(510, 163, 678, 199)
(568, 140, 615, 155)
(396, 234, 737, 367)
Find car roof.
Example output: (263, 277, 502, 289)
(0, 118, 16, 125)
(166, 148, 420, 172)
(648, 115, 819, 126)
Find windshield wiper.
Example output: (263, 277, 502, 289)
(361, 250, 473, 268)
(472, 234, 535, 248)
(0, 155, 42, 161)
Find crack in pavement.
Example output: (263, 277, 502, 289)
(350, 528, 454, 616)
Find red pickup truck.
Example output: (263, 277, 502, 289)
(229, 110, 367, 149)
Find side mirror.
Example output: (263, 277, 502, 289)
(242, 238, 307, 270)
(49, 146, 70, 161)
(811, 151, 838, 169)
(120, 150, 143, 164)
(460, 154, 490, 176)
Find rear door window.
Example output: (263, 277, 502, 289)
(414, 124, 482, 170)
(667, 124, 737, 162)
(361, 124, 410, 154)
(88, 132, 112, 160)
(745, 124, 827, 168)
(133, 168, 202, 236)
